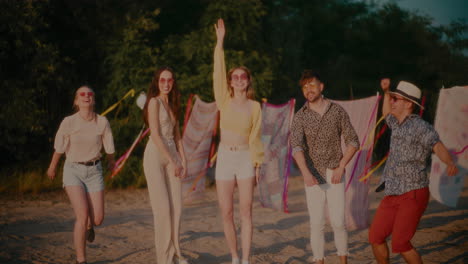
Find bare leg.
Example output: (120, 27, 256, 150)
(65, 186, 89, 263)
(401, 248, 423, 264)
(87, 190, 105, 226)
(237, 177, 255, 262)
(339, 255, 347, 264)
(216, 179, 239, 260)
(372, 243, 390, 264)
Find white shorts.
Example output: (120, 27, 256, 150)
(215, 144, 254, 180)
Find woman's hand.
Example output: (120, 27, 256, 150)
(47, 167, 56, 180)
(180, 160, 188, 179)
(214, 18, 225, 45)
(380, 78, 390, 93)
(171, 160, 184, 178)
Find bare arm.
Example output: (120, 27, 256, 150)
(293, 151, 318, 186)
(106, 153, 115, 171)
(331, 145, 358, 184)
(214, 18, 225, 48)
(148, 98, 181, 175)
(381, 78, 391, 117)
(175, 122, 187, 178)
(433, 141, 458, 176)
(47, 152, 63, 180)
(213, 18, 229, 109)
(290, 113, 317, 186)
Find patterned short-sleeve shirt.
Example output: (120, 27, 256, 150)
(290, 100, 360, 183)
(382, 114, 440, 195)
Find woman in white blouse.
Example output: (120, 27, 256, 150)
(47, 85, 115, 264)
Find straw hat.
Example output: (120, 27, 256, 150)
(389, 81, 424, 109)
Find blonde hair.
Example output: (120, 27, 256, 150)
(73, 85, 97, 121)
(227, 66, 255, 99)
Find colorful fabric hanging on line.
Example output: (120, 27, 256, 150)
(430, 86, 468, 207)
(333, 95, 379, 231)
(258, 99, 296, 212)
(181, 95, 219, 202)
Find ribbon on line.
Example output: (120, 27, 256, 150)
(101, 89, 135, 116)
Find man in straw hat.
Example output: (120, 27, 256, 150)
(369, 78, 459, 264)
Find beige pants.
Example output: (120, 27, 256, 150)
(143, 139, 183, 264)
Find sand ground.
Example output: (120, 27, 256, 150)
(1, 172, 467, 264)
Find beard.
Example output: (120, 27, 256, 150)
(306, 92, 321, 103)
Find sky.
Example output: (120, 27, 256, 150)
(364, 0, 468, 25)
(393, 0, 468, 25)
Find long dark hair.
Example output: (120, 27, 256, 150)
(143, 67, 180, 127)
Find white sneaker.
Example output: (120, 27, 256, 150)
(173, 258, 189, 264)
(232, 258, 240, 264)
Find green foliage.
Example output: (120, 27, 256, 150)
(1, 0, 467, 193)
(0, 0, 64, 163)
(0, 158, 63, 194)
(157, 0, 273, 105)
(107, 151, 147, 189)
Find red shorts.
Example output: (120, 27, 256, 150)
(369, 187, 429, 253)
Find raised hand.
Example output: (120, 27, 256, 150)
(380, 78, 390, 93)
(214, 18, 225, 45)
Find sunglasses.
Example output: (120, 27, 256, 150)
(79, 92, 94, 97)
(231, 73, 248, 82)
(390, 95, 406, 102)
(302, 81, 320, 90)
(159, 78, 174, 85)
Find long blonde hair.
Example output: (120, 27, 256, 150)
(227, 66, 255, 99)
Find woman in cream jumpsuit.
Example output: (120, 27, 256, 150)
(143, 67, 189, 264)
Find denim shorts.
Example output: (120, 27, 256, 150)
(63, 160, 104, 193)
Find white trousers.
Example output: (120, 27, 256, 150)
(305, 168, 348, 261)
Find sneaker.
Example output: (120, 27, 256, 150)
(232, 258, 240, 264)
(173, 258, 189, 264)
(85, 227, 95, 243)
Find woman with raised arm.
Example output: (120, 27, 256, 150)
(213, 18, 264, 264)
(142, 67, 189, 264)
(47, 85, 115, 264)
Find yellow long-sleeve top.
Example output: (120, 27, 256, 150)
(213, 45, 264, 166)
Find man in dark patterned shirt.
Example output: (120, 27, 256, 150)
(290, 70, 359, 264)
(369, 79, 458, 264)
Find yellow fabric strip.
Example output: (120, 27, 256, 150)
(359, 156, 388, 182)
(101, 89, 135, 116)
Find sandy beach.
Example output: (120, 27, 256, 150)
(1, 171, 467, 264)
